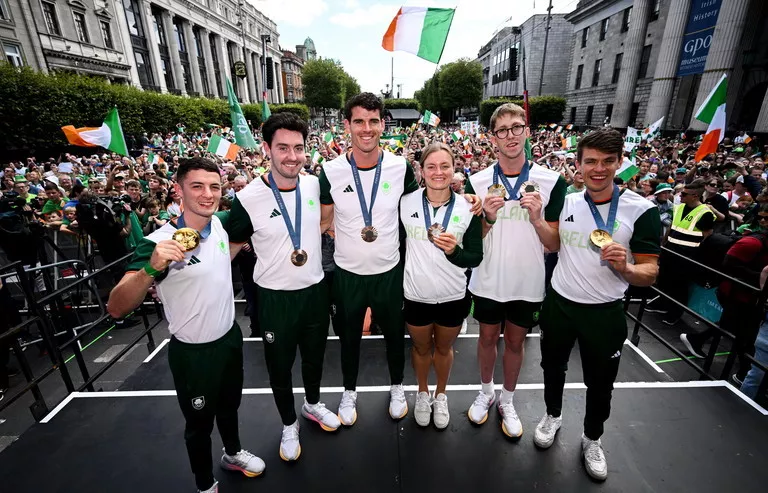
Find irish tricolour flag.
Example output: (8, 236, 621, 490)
(208, 135, 241, 160)
(694, 74, 727, 162)
(382, 7, 455, 63)
(422, 110, 440, 127)
(61, 107, 128, 156)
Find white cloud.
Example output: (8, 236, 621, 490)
(344, 0, 360, 8)
(329, 4, 398, 27)
(252, 0, 330, 27)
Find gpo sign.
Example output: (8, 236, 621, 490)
(677, 0, 722, 77)
(684, 34, 712, 58)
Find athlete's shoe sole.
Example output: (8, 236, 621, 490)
(501, 420, 523, 438)
(338, 410, 357, 426)
(389, 402, 408, 420)
(301, 408, 340, 432)
(279, 445, 301, 462)
(220, 462, 264, 478)
(467, 405, 490, 425)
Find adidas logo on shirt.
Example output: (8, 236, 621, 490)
(343, 185, 354, 193)
(610, 350, 621, 359)
(565, 215, 574, 222)
(411, 212, 419, 218)
(269, 209, 282, 218)
(187, 255, 201, 266)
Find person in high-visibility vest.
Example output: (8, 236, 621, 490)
(645, 180, 715, 325)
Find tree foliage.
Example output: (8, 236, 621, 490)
(414, 59, 483, 121)
(479, 96, 567, 127)
(303, 59, 361, 113)
(384, 99, 419, 110)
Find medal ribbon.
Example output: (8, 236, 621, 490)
(584, 184, 620, 233)
(268, 173, 302, 252)
(176, 213, 212, 239)
(349, 151, 383, 228)
(493, 161, 530, 201)
(422, 189, 456, 236)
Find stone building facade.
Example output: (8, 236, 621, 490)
(281, 49, 303, 103)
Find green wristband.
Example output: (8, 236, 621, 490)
(143, 264, 161, 278)
(485, 216, 497, 225)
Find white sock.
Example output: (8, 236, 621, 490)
(481, 381, 495, 396)
(500, 387, 514, 404)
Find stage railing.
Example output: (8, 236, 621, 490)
(0, 255, 163, 420)
(626, 244, 768, 399)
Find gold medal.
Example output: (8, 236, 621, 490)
(291, 249, 308, 266)
(172, 227, 201, 252)
(487, 183, 506, 198)
(361, 225, 378, 242)
(520, 181, 540, 196)
(427, 223, 445, 243)
(589, 229, 613, 248)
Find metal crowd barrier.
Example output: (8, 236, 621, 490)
(625, 245, 768, 399)
(0, 254, 163, 421)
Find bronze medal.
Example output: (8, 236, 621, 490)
(487, 183, 506, 198)
(427, 223, 445, 243)
(172, 227, 201, 252)
(361, 225, 378, 242)
(291, 249, 308, 266)
(520, 180, 540, 197)
(589, 229, 613, 248)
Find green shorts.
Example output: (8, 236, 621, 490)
(471, 295, 541, 329)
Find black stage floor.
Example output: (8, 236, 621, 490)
(120, 335, 668, 391)
(2, 336, 767, 492)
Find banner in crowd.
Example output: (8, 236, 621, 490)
(624, 127, 642, 152)
(226, 77, 257, 150)
(677, 0, 723, 77)
(460, 121, 479, 135)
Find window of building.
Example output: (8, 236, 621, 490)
(101, 21, 113, 49)
(174, 22, 186, 52)
(153, 14, 167, 45)
(638, 45, 652, 78)
(592, 59, 602, 87)
(575, 64, 584, 89)
(605, 104, 613, 123)
(124, 0, 145, 38)
(286, 73, 293, 85)
(4, 43, 23, 66)
(133, 51, 154, 88)
(161, 58, 174, 90)
(585, 106, 594, 125)
(193, 29, 204, 58)
(629, 102, 640, 127)
(621, 7, 632, 32)
(73, 11, 89, 43)
(570, 107, 576, 123)
(42, 2, 61, 36)
(600, 18, 609, 41)
(1, 0, 11, 21)
(650, 0, 661, 22)
(581, 27, 589, 48)
(612, 53, 622, 83)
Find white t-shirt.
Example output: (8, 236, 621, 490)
(400, 189, 477, 303)
(552, 189, 661, 304)
(125, 215, 235, 344)
(466, 163, 567, 302)
(320, 151, 418, 275)
(228, 175, 324, 291)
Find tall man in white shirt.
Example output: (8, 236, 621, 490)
(464, 103, 567, 437)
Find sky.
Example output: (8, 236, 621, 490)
(251, 0, 580, 98)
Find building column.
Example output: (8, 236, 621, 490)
(611, 0, 651, 127)
(273, 59, 282, 103)
(161, 10, 186, 95)
(141, 0, 167, 92)
(110, 0, 142, 88)
(216, 36, 230, 98)
(182, 21, 203, 96)
(245, 48, 258, 104)
(755, 90, 768, 133)
(200, 28, 218, 98)
(645, 0, 691, 128)
(255, 53, 264, 101)
(688, 0, 751, 131)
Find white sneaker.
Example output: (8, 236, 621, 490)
(337, 390, 358, 426)
(467, 390, 496, 425)
(301, 398, 341, 432)
(220, 448, 265, 477)
(279, 421, 301, 462)
(460, 319, 468, 334)
(533, 414, 562, 449)
(498, 399, 523, 437)
(432, 393, 450, 430)
(581, 434, 608, 481)
(197, 480, 218, 493)
(413, 391, 432, 426)
(389, 384, 408, 419)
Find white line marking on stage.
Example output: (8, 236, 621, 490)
(40, 392, 79, 423)
(242, 333, 540, 342)
(94, 344, 127, 363)
(721, 381, 768, 416)
(143, 339, 170, 363)
(624, 339, 666, 373)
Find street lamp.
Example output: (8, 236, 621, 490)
(261, 34, 271, 103)
(381, 83, 391, 99)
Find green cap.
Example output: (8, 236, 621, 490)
(654, 183, 673, 194)
(13, 175, 27, 183)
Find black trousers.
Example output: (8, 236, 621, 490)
(539, 289, 627, 440)
(168, 324, 244, 491)
(654, 244, 698, 318)
(257, 282, 329, 425)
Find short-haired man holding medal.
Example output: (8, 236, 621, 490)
(464, 103, 567, 438)
(225, 113, 341, 462)
(533, 128, 660, 481)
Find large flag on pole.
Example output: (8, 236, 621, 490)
(641, 117, 664, 141)
(694, 74, 727, 162)
(382, 7, 455, 63)
(61, 107, 128, 156)
(208, 135, 241, 160)
(226, 77, 258, 149)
